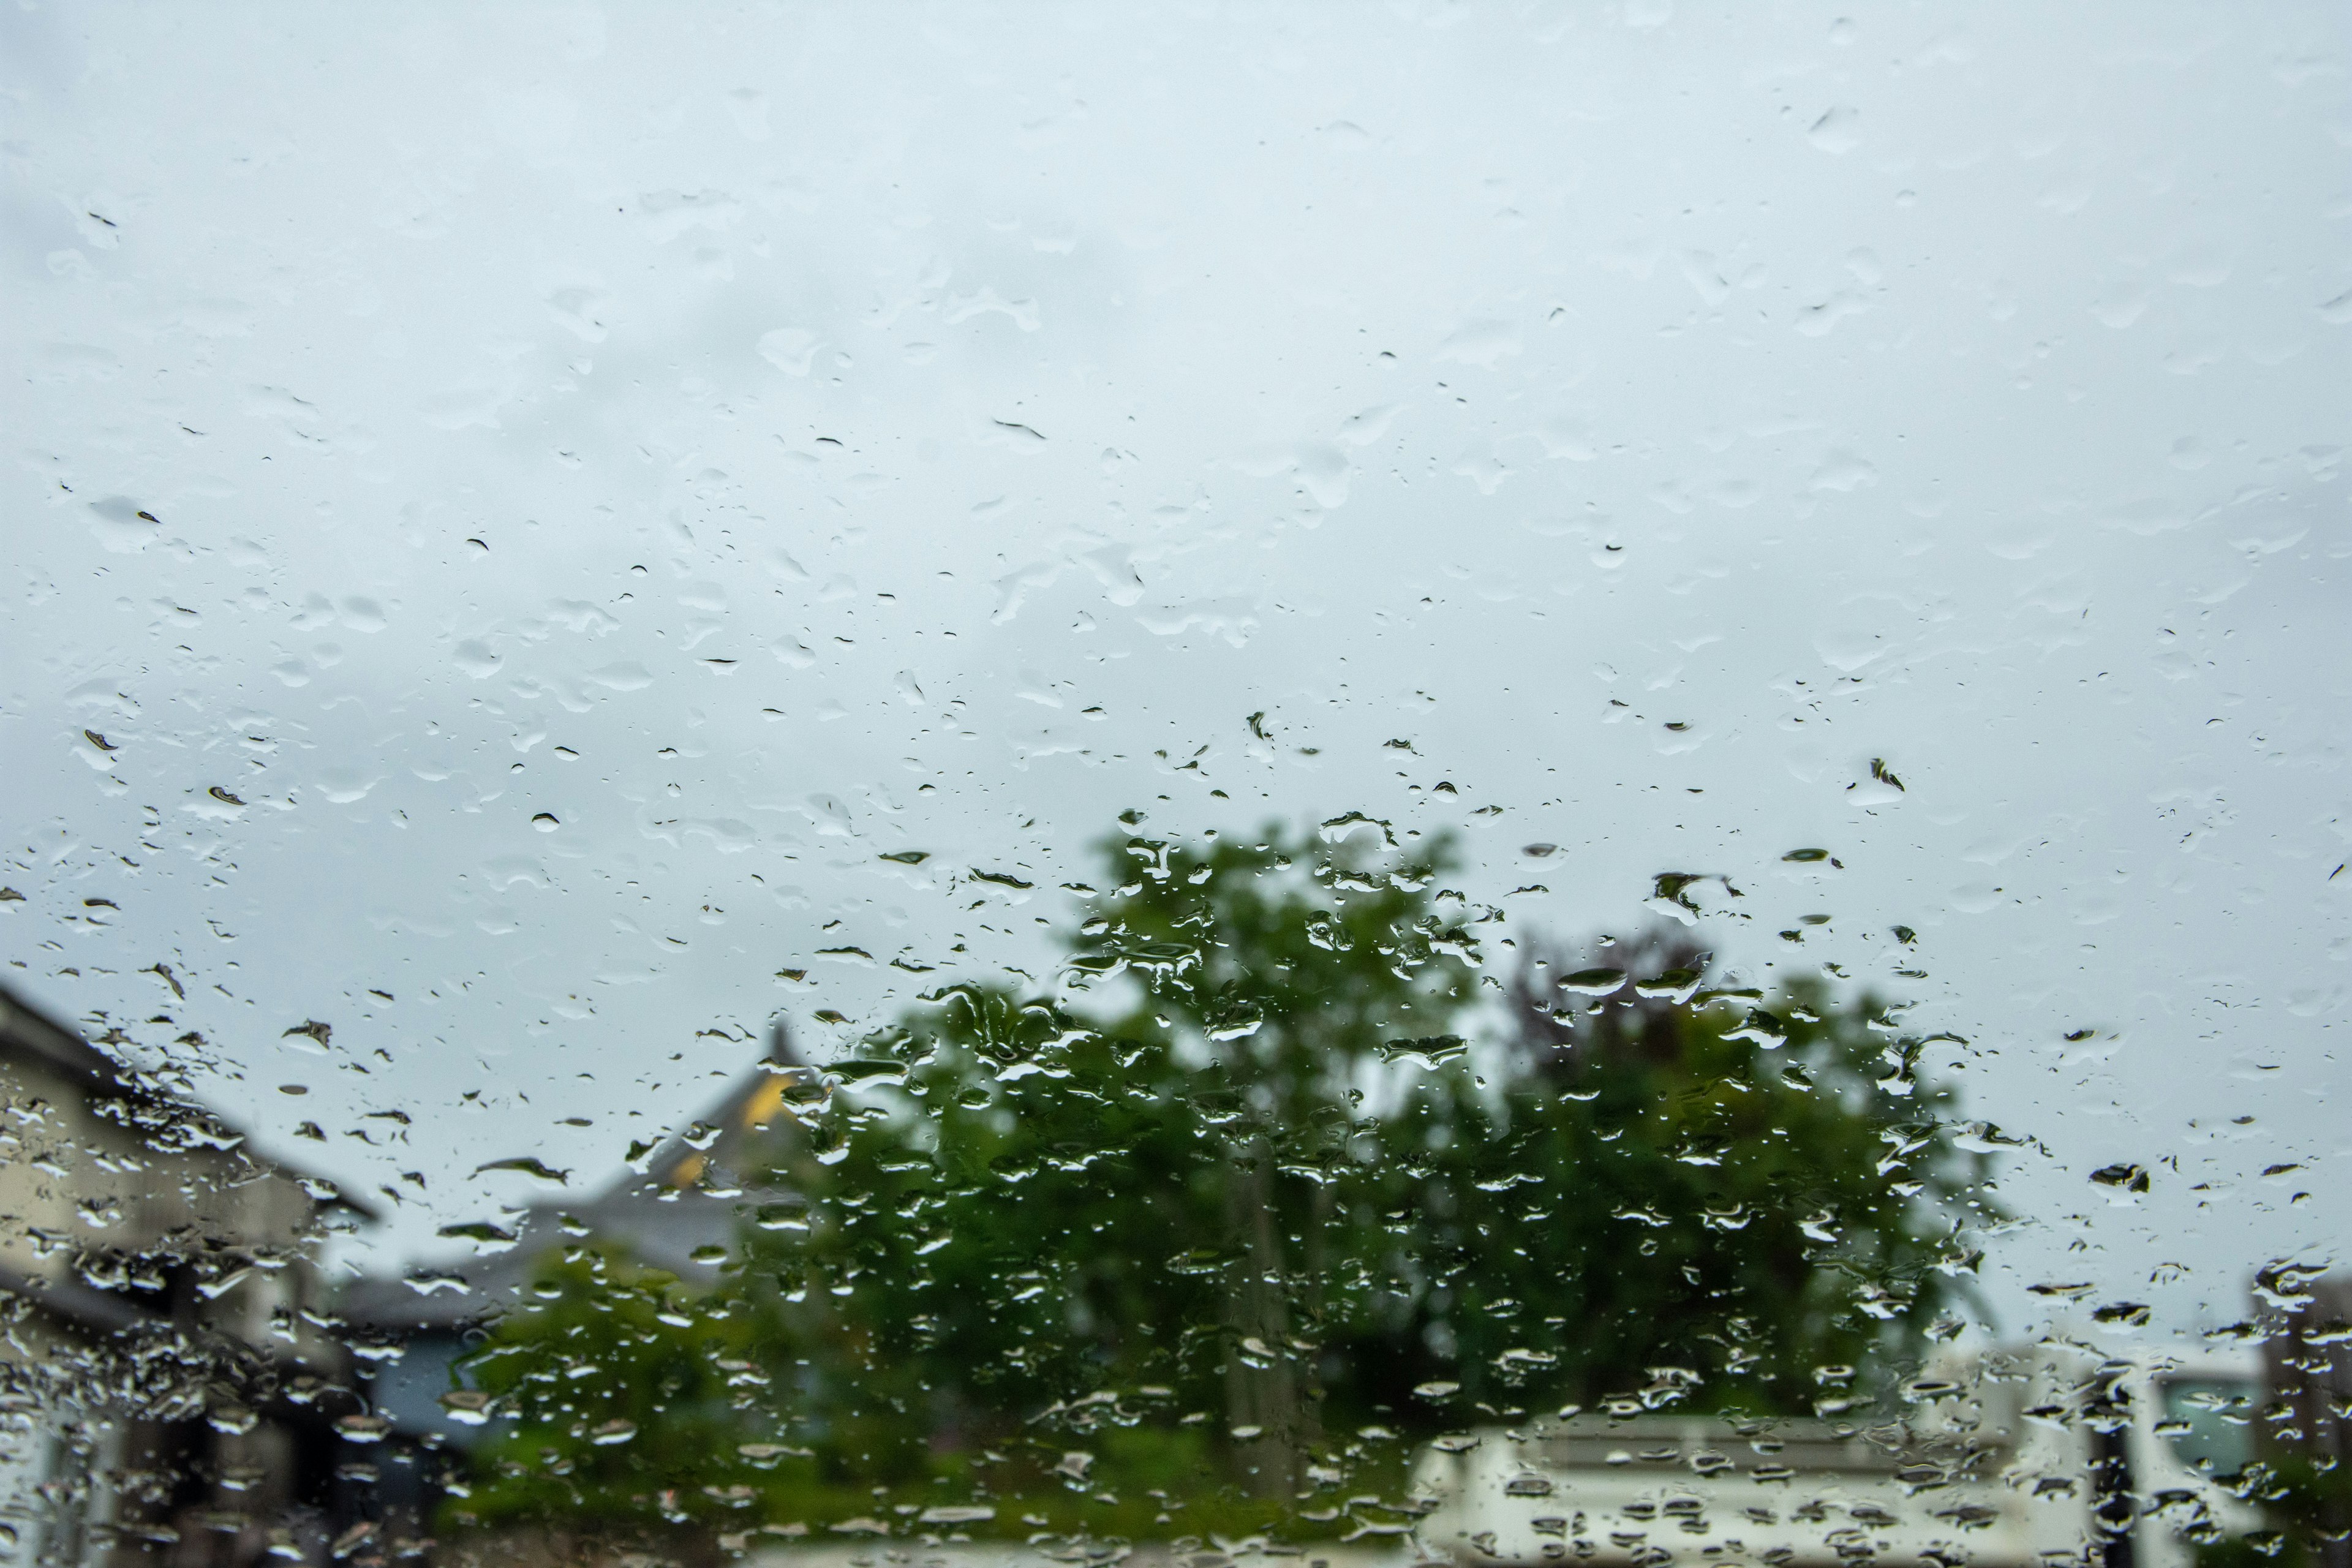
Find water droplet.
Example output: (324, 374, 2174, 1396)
(438, 1390, 493, 1426)
(1558, 967, 1627, 997)
(472, 1156, 569, 1183)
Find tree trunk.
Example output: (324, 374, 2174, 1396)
(1223, 1139, 1299, 1498)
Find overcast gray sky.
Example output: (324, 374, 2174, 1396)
(3, 1, 2346, 1346)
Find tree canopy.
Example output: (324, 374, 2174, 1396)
(449, 819, 1992, 1548)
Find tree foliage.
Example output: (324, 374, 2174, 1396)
(451, 819, 1994, 1541)
(449, 1247, 772, 1537)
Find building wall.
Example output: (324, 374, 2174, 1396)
(0, 990, 369, 1566)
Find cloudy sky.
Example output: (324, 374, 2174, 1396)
(3, 1, 2346, 1346)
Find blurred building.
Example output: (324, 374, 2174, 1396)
(2264, 1271, 2352, 1568)
(0, 981, 375, 1567)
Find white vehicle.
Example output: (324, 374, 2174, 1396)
(1409, 1344, 2265, 1568)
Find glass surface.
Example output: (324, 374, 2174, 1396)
(2, 5, 2347, 1567)
(2158, 1378, 2258, 1480)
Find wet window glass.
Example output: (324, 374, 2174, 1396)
(2158, 1378, 2259, 1482)
(2, 7, 2346, 1568)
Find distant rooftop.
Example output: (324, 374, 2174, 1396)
(342, 1020, 815, 1335)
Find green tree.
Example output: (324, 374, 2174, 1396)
(722, 820, 1480, 1504)
(1052, 817, 1482, 1492)
(452, 817, 1995, 1545)
(448, 1245, 774, 1544)
(1321, 926, 1989, 1426)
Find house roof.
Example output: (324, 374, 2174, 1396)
(0, 979, 383, 1223)
(342, 1020, 816, 1335)
(0, 981, 137, 1099)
